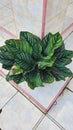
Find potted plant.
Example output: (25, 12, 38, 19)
(0, 32, 73, 89)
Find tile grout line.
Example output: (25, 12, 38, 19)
(45, 86, 73, 130)
(64, 31, 73, 41)
(0, 3, 10, 9)
(32, 114, 45, 130)
(46, 114, 66, 130)
(66, 87, 73, 93)
(0, 71, 47, 114)
(0, 91, 18, 112)
(32, 108, 66, 130)
(41, 0, 47, 39)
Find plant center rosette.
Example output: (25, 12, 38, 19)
(0, 32, 73, 89)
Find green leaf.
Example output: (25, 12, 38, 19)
(6, 73, 25, 84)
(20, 31, 42, 60)
(58, 66, 73, 77)
(2, 64, 12, 70)
(42, 32, 52, 50)
(25, 68, 43, 89)
(42, 69, 55, 83)
(5, 39, 32, 55)
(51, 67, 65, 81)
(0, 52, 14, 66)
(55, 59, 72, 67)
(20, 31, 41, 46)
(43, 32, 63, 58)
(54, 43, 65, 57)
(11, 63, 23, 75)
(55, 50, 73, 66)
(15, 52, 35, 72)
(32, 41, 42, 60)
(38, 56, 56, 69)
(62, 50, 73, 59)
(0, 45, 9, 52)
(51, 66, 73, 81)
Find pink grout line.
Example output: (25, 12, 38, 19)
(0, 69, 46, 113)
(41, 0, 47, 39)
(0, 23, 73, 113)
(61, 23, 73, 35)
(46, 77, 72, 111)
(0, 26, 18, 39)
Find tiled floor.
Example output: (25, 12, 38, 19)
(48, 89, 73, 130)
(0, 92, 43, 130)
(0, 76, 17, 108)
(0, 0, 73, 130)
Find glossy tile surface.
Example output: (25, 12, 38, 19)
(0, 92, 43, 130)
(0, 76, 17, 108)
(0, 6, 13, 26)
(36, 116, 61, 130)
(48, 89, 73, 130)
(19, 80, 66, 108)
(12, 0, 43, 37)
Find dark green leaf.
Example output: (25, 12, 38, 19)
(6, 73, 25, 84)
(25, 69, 43, 89)
(42, 32, 52, 49)
(54, 43, 65, 57)
(51, 66, 73, 81)
(20, 31, 41, 46)
(0, 52, 14, 66)
(5, 39, 32, 55)
(55, 50, 73, 66)
(38, 56, 56, 69)
(15, 52, 35, 72)
(43, 32, 63, 58)
(42, 69, 55, 83)
(2, 64, 12, 70)
(20, 31, 42, 60)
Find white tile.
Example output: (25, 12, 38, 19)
(0, 30, 15, 46)
(48, 89, 73, 130)
(46, 0, 69, 22)
(0, 92, 43, 130)
(36, 116, 61, 130)
(12, 0, 43, 37)
(66, 3, 73, 18)
(62, 17, 73, 31)
(45, 9, 67, 34)
(69, 0, 73, 3)
(0, 4, 5, 8)
(4, 22, 18, 36)
(0, 0, 10, 6)
(0, 76, 17, 108)
(0, 7, 13, 26)
(19, 80, 66, 108)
